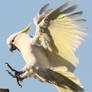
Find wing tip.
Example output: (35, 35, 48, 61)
(39, 3, 50, 14)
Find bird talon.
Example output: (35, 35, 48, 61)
(6, 70, 16, 78)
(6, 62, 23, 76)
(6, 69, 23, 87)
(6, 63, 23, 87)
(16, 76, 23, 87)
(5, 62, 16, 72)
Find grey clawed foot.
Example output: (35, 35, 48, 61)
(5, 63, 24, 87)
(5, 63, 23, 76)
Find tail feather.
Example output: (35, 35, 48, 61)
(33, 66, 84, 92)
(55, 85, 74, 92)
(51, 67, 84, 92)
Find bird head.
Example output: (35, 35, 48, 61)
(6, 23, 31, 52)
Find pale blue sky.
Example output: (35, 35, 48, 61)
(0, 0, 91, 92)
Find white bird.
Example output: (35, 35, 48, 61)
(6, 1, 87, 92)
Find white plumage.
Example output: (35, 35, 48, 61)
(6, 1, 87, 92)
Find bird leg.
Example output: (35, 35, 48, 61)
(6, 63, 24, 87)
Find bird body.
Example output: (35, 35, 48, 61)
(14, 33, 50, 68)
(6, 1, 87, 92)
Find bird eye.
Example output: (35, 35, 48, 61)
(11, 35, 17, 42)
(12, 39, 14, 42)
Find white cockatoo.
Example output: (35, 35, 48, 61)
(6, 1, 87, 92)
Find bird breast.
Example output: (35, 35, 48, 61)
(21, 44, 50, 68)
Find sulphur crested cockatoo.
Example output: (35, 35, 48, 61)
(6, 1, 87, 92)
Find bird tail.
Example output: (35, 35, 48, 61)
(51, 66, 84, 92)
(33, 66, 84, 92)
(55, 85, 74, 92)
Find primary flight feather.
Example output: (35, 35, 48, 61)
(6, 1, 87, 92)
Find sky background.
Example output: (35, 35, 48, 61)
(0, 0, 91, 92)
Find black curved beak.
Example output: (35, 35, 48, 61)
(8, 44, 17, 52)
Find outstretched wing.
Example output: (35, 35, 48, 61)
(33, 1, 87, 71)
(33, 66, 84, 92)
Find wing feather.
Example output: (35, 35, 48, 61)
(33, 67, 83, 92)
(45, 0, 72, 20)
(39, 3, 50, 15)
(46, 14, 87, 67)
(45, 2, 87, 70)
(34, 1, 87, 71)
(71, 19, 87, 24)
(60, 3, 78, 14)
(67, 11, 83, 18)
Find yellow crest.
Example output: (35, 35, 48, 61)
(19, 23, 32, 33)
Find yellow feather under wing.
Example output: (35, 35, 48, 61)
(51, 66, 84, 92)
(48, 14, 87, 68)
